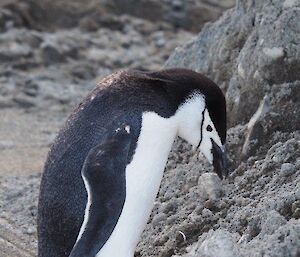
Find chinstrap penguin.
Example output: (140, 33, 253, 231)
(37, 68, 228, 257)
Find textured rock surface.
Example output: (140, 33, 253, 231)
(102, 0, 235, 32)
(0, 0, 235, 32)
(160, 0, 300, 256)
(166, 0, 300, 126)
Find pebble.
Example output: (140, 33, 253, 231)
(40, 43, 64, 64)
(280, 163, 296, 176)
(198, 173, 223, 200)
(196, 229, 239, 257)
(0, 140, 14, 149)
(202, 208, 213, 218)
(25, 227, 35, 235)
(263, 47, 284, 60)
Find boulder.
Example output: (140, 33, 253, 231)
(166, 0, 300, 128)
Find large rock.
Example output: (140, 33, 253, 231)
(166, 0, 300, 127)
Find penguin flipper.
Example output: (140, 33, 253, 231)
(69, 125, 132, 257)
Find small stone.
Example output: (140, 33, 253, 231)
(79, 17, 99, 31)
(0, 140, 14, 149)
(291, 200, 300, 213)
(23, 80, 39, 97)
(198, 172, 223, 200)
(40, 43, 64, 64)
(263, 47, 284, 60)
(12, 96, 35, 108)
(283, 0, 299, 8)
(156, 37, 166, 48)
(292, 208, 300, 218)
(295, 189, 300, 200)
(280, 163, 296, 176)
(172, 0, 183, 10)
(25, 227, 35, 235)
(204, 199, 217, 210)
(195, 229, 239, 257)
(152, 213, 167, 227)
(161, 201, 178, 214)
(237, 63, 245, 79)
(202, 208, 213, 218)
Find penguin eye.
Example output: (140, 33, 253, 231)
(206, 125, 213, 132)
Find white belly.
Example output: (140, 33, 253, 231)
(96, 112, 177, 257)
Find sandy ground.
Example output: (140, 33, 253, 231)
(0, 109, 63, 176)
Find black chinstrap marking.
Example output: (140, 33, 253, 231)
(196, 107, 206, 149)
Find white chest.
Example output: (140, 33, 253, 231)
(96, 112, 177, 257)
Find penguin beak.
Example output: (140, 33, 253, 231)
(211, 139, 228, 180)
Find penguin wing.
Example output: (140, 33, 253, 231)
(69, 125, 132, 257)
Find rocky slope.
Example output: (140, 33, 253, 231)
(144, 0, 300, 256)
(1, 0, 300, 257)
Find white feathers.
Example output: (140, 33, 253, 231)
(176, 94, 205, 148)
(96, 111, 178, 257)
(75, 173, 92, 244)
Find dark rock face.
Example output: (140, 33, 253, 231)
(166, 0, 300, 127)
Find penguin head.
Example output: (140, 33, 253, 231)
(175, 92, 227, 179)
(145, 68, 227, 179)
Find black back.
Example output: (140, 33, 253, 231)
(37, 68, 226, 257)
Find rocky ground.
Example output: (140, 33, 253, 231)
(1, 0, 300, 257)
